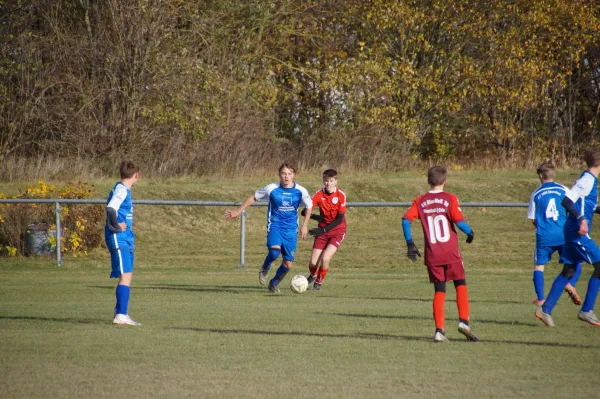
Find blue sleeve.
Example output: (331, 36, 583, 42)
(456, 221, 472, 235)
(402, 218, 413, 243)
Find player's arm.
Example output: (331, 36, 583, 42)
(402, 200, 421, 261)
(309, 213, 344, 237)
(563, 188, 588, 235)
(527, 192, 536, 228)
(225, 195, 256, 220)
(449, 196, 474, 243)
(106, 185, 127, 233)
(299, 188, 313, 240)
(301, 192, 324, 222)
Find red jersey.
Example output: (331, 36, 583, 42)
(312, 188, 347, 233)
(403, 190, 465, 267)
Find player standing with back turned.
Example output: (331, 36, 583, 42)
(402, 166, 478, 342)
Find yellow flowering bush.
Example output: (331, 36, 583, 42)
(0, 181, 103, 257)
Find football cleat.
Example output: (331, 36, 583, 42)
(457, 322, 478, 342)
(313, 283, 322, 291)
(113, 314, 141, 326)
(433, 331, 449, 343)
(258, 268, 269, 285)
(564, 285, 582, 306)
(532, 299, 545, 307)
(268, 283, 280, 294)
(577, 310, 600, 327)
(535, 307, 555, 327)
(307, 275, 316, 284)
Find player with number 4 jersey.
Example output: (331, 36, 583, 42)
(527, 162, 586, 308)
(402, 166, 478, 343)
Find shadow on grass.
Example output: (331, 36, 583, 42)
(320, 312, 540, 327)
(173, 326, 599, 349)
(87, 284, 264, 294)
(0, 315, 107, 325)
(315, 294, 524, 305)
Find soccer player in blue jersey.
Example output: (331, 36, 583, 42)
(105, 160, 141, 326)
(537, 149, 600, 327)
(527, 162, 586, 307)
(225, 163, 313, 293)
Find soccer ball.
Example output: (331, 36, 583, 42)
(290, 274, 309, 294)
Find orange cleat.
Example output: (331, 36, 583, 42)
(564, 285, 582, 306)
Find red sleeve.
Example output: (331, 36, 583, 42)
(403, 197, 420, 222)
(311, 191, 321, 209)
(448, 194, 465, 223)
(337, 190, 347, 214)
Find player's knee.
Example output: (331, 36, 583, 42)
(434, 281, 446, 293)
(560, 264, 576, 279)
(282, 260, 293, 268)
(534, 265, 544, 272)
(453, 279, 466, 288)
(592, 262, 600, 279)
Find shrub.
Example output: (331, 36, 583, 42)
(0, 181, 103, 257)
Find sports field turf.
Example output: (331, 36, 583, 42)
(1, 171, 599, 398)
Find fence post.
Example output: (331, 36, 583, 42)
(238, 210, 246, 268)
(55, 202, 62, 266)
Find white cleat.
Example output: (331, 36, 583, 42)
(535, 307, 555, 327)
(113, 314, 142, 326)
(433, 331, 449, 343)
(258, 268, 269, 285)
(577, 310, 600, 327)
(458, 322, 479, 342)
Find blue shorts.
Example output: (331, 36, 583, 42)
(266, 228, 297, 262)
(534, 245, 563, 266)
(562, 235, 600, 265)
(106, 233, 135, 277)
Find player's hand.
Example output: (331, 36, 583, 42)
(407, 243, 421, 262)
(224, 209, 239, 220)
(309, 227, 325, 237)
(578, 219, 589, 236)
(118, 222, 126, 232)
(466, 231, 475, 244)
(300, 225, 309, 240)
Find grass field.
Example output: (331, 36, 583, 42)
(1, 171, 600, 398)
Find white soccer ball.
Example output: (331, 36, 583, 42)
(290, 274, 309, 294)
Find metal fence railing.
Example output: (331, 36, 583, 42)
(0, 199, 528, 266)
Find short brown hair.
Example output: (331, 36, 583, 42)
(120, 160, 139, 179)
(584, 148, 600, 168)
(322, 169, 338, 179)
(536, 162, 556, 180)
(278, 163, 296, 174)
(427, 165, 447, 186)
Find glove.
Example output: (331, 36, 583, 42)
(407, 243, 421, 262)
(309, 227, 326, 237)
(466, 231, 475, 244)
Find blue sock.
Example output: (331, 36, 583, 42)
(581, 277, 600, 313)
(542, 274, 569, 314)
(115, 284, 130, 315)
(533, 271, 545, 301)
(270, 265, 290, 286)
(568, 263, 582, 287)
(262, 249, 280, 271)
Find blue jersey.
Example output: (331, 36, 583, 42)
(564, 171, 598, 239)
(104, 182, 135, 247)
(255, 182, 312, 233)
(527, 182, 571, 247)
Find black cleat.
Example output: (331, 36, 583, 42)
(307, 275, 316, 284)
(313, 283, 321, 291)
(268, 283, 280, 294)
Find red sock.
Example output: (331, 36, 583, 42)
(317, 268, 328, 283)
(455, 284, 470, 322)
(433, 292, 446, 330)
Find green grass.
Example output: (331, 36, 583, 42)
(1, 171, 600, 398)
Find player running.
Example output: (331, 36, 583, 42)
(402, 166, 478, 342)
(225, 163, 312, 293)
(537, 149, 600, 326)
(527, 162, 586, 307)
(302, 169, 347, 291)
(105, 160, 141, 326)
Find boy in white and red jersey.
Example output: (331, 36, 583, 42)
(303, 169, 347, 290)
(402, 166, 478, 342)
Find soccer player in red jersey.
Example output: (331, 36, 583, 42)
(303, 169, 347, 290)
(402, 166, 478, 342)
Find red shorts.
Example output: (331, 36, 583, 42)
(426, 261, 465, 283)
(313, 230, 346, 250)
